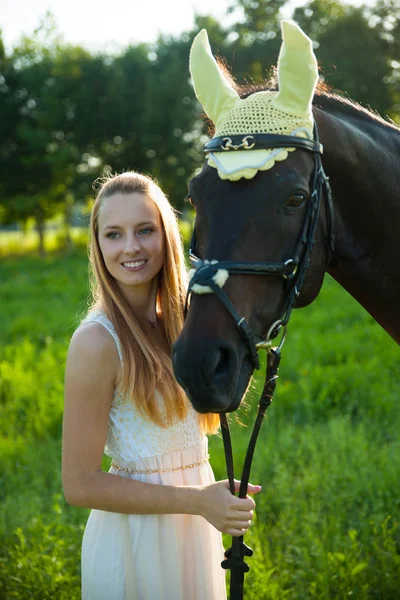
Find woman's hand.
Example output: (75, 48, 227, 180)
(197, 479, 261, 536)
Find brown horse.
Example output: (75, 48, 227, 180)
(173, 54, 400, 414)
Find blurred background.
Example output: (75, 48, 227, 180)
(1, 0, 400, 254)
(0, 1, 399, 598)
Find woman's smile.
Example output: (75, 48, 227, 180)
(121, 259, 148, 271)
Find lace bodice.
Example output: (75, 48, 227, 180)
(79, 311, 205, 463)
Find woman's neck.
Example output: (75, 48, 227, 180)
(118, 278, 159, 323)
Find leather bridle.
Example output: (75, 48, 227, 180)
(186, 126, 335, 365)
(184, 125, 335, 600)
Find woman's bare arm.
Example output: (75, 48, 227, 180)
(62, 324, 260, 536)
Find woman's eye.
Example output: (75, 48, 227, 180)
(139, 228, 153, 235)
(286, 194, 307, 208)
(106, 232, 120, 239)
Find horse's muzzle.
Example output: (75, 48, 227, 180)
(172, 338, 247, 413)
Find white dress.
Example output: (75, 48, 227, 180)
(79, 311, 227, 600)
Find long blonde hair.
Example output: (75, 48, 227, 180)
(87, 171, 219, 434)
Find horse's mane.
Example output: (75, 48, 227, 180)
(313, 86, 400, 133)
(208, 61, 400, 135)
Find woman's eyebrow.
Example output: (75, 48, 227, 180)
(103, 221, 156, 230)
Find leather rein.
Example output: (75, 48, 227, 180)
(185, 126, 335, 600)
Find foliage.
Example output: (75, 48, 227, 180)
(0, 506, 83, 599)
(0, 246, 399, 598)
(2, 0, 400, 248)
(0, 15, 200, 241)
(293, 2, 392, 114)
(1, 2, 400, 596)
(0, 226, 88, 259)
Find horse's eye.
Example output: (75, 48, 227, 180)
(286, 194, 307, 209)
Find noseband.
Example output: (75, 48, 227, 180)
(186, 126, 335, 368)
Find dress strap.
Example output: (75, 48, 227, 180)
(81, 311, 123, 362)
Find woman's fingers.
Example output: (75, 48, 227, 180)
(230, 509, 253, 520)
(223, 513, 253, 535)
(231, 519, 251, 529)
(200, 480, 260, 534)
(247, 483, 262, 494)
(226, 526, 251, 537)
(233, 479, 262, 495)
(234, 497, 255, 512)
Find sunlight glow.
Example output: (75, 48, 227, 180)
(1, 0, 369, 52)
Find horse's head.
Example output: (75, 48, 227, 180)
(173, 22, 333, 413)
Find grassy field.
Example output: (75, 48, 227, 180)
(0, 227, 89, 259)
(0, 238, 399, 599)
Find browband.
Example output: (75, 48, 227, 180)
(204, 133, 323, 155)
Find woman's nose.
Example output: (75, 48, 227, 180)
(124, 234, 141, 254)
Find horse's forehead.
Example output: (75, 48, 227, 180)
(191, 152, 313, 204)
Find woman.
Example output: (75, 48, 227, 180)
(62, 171, 261, 599)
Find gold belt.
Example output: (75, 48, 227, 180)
(111, 454, 210, 475)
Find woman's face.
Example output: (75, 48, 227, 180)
(97, 192, 165, 293)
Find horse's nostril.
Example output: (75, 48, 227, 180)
(204, 347, 232, 383)
(216, 347, 231, 377)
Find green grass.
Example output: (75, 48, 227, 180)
(0, 227, 89, 258)
(0, 239, 399, 599)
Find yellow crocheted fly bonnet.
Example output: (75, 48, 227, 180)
(189, 21, 319, 181)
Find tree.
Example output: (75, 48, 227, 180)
(1, 1, 399, 251)
(293, 1, 392, 115)
(0, 16, 94, 253)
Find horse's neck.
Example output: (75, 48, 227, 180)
(316, 107, 400, 342)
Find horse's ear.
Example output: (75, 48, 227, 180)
(189, 29, 239, 123)
(273, 21, 318, 116)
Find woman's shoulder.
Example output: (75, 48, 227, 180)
(72, 317, 114, 346)
(68, 316, 120, 368)
(64, 321, 120, 424)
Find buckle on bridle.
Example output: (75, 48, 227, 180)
(221, 135, 256, 151)
(282, 259, 298, 280)
(256, 321, 286, 351)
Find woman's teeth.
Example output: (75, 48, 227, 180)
(122, 260, 146, 268)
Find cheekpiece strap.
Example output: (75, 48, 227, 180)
(204, 133, 323, 155)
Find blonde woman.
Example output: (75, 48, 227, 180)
(62, 172, 261, 600)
